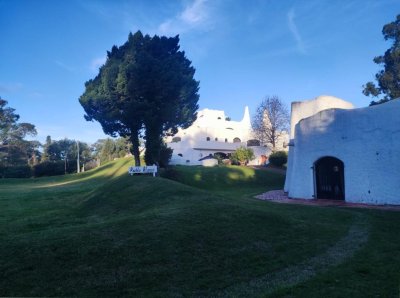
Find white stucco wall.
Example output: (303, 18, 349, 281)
(168, 139, 248, 165)
(166, 107, 252, 145)
(284, 95, 354, 192)
(166, 106, 272, 165)
(287, 99, 400, 205)
(289, 95, 355, 139)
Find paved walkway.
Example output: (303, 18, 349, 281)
(256, 189, 400, 211)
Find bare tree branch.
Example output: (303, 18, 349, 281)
(252, 96, 289, 150)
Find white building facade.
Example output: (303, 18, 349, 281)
(285, 95, 400, 205)
(166, 107, 286, 166)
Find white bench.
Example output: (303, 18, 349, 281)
(128, 165, 158, 177)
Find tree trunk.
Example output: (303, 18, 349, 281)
(130, 132, 141, 166)
(144, 125, 162, 166)
(271, 129, 276, 151)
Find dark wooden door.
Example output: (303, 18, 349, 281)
(315, 157, 345, 200)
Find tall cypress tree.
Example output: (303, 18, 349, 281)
(79, 31, 199, 166)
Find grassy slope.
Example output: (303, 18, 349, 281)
(0, 159, 399, 297)
(160, 165, 285, 198)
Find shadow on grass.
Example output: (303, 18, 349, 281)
(161, 165, 285, 198)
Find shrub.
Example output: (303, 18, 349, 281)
(158, 143, 173, 168)
(222, 159, 231, 166)
(269, 151, 288, 167)
(160, 167, 180, 180)
(0, 165, 32, 178)
(33, 161, 63, 177)
(230, 146, 255, 166)
(213, 153, 227, 165)
(84, 160, 98, 171)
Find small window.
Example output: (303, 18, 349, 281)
(226, 127, 233, 130)
(206, 137, 210, 141)
(178, 153, 183, 157)
(247, 139, 260, 146)
(225, 138, 228, 142)
(233, 137, 241, 143)
(215, 137, 218, 141)
(217, 117, 221, 120)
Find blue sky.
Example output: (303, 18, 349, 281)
(1, 0, 399, 143)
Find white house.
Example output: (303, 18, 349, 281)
(284, 95, 400, 205)
(166, 106, 287, 166)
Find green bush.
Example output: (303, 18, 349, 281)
(0, 165, 32, 178)
(33, 161, 64, 177)
(230, 146, 255, 165)
(268, 151, 288, 167)
(158, 143, 173, 168)
(160, 166, 180, 180)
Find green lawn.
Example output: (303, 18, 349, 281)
(0, 159, 399, 297)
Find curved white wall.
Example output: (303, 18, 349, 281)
(284, 95, 354, 192)
(287, 99, 400, 205)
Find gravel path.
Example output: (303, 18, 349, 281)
(255, 189, 288, 201)
(256, 190, 400, 211)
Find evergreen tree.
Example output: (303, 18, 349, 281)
(0, 97, 37, 166)
(41, 135, 52, 162)
(79, 31, 199, 166)
(363, 14, 400, 105)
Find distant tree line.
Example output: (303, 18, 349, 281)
(0, 97, 135, 178)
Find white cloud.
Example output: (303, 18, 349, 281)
(55, 60, 75, 72)
(158, 0, 211, 35)
(180, 0, 208, 25)
(90, 56, 107, 72)
(287, 8, 306, 54)
(0, 82, 23, 93)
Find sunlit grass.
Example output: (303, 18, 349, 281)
(0, 159, 399, 297)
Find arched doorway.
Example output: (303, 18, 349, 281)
(214, 152, 228, 159)
(314, 156, 345, 200)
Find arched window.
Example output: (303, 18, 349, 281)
(172, 136, 181, 143)
(215, 137, 218, 141)
(247, 139, 260, 146)
(233, 137, 241, 143)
